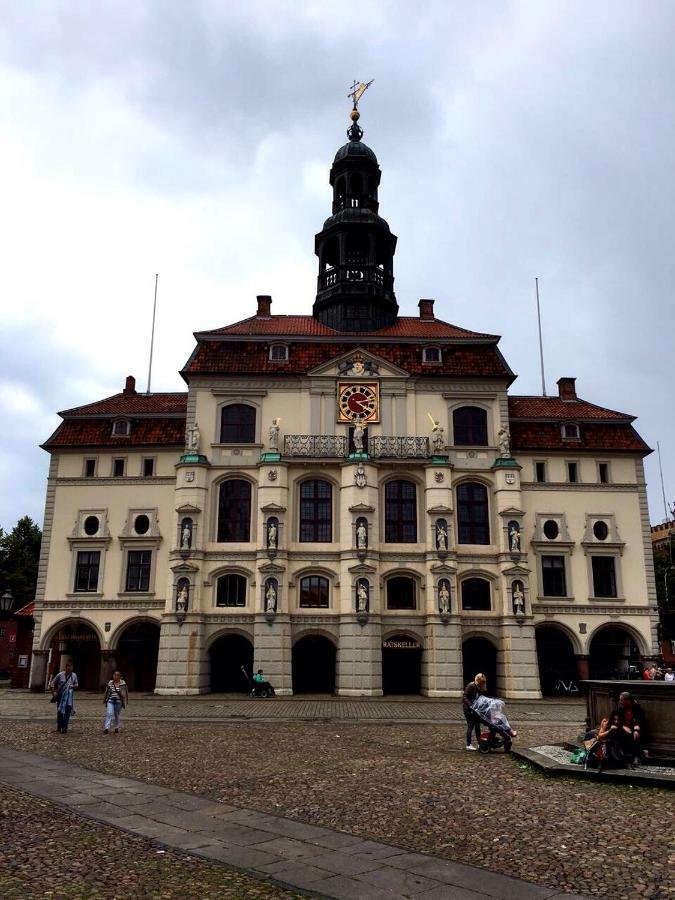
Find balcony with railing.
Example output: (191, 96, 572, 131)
(369, 436, 429, 459)
(317, 265, 393, 294)
(283, 434, 429, 459)
(284, 435, 348, 457)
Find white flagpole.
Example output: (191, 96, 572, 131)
(146, 274, 159, 395)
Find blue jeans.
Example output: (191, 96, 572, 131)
(104, 700, 122, 731)
(57, 706, 72, 733)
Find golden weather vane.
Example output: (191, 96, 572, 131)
(347, 79, 374, 110)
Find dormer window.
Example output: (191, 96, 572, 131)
(423, 346, 442, 364)
(269, 344, 289, 362)
(112, 418, 131, 436)
(562, 423, 580, 440)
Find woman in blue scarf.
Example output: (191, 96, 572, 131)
(50, 660, 78, 733)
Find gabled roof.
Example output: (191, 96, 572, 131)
(43, 418, 185, 450)
(60, 392, 187, 418)
(508, 396, 633, 422)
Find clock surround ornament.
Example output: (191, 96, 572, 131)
(337, 381, 380, 423)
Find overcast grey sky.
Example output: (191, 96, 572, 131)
(1, 0, 674, 531)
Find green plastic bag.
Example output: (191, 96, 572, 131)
(569, 748, 586, 765)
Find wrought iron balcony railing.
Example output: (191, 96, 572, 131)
(283, 434, 430, 459)
(369, 436, 429, 459)
(284, 435, 348, 457)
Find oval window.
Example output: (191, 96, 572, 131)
(83, 515, 99, 536)
(543, 519, 559, 540)
(134, 514, 150, 535)
(593, 520, 609, 541)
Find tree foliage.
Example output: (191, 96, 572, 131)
(0, 516, 42, 610)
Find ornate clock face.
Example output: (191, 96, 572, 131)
(337, 382, 379, 423)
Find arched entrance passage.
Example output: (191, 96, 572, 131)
(382, 633, 422, 695)
(209, 634, 253, 693)
(462, 637, 497, 695)
(292, 635, 336, 694)
(48, 622, 100, 690)
(589, 625, 641, 679)
(115, 621, 160, 692)
(536, 626, 577, 695)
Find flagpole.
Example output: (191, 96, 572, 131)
(535, 277, 547, 397)
(146, 274, 158, 395)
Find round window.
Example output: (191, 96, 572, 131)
(543, 519, 559, 540)
(593, 520, 609, 541)
(134, 514, 150, 535)
(83, 515, 99, 536)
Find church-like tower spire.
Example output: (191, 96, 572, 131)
(312, 90, 398, 332)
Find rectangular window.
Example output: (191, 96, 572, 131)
(125, 550, 152, 592)
(592, 556, 617, 598)
(74, 551, 100, 592)
(142, 458, 155, 477)
(299, 576, 329, 608)
(384, 480, 417, 543)
(113, 458, 125, 477)
(567, 462, 578, 483)
(598, 462, 609, 484)
(84, 458, 96, 478)
(535, 462, 546, 483)
(541, 555, 566, 597)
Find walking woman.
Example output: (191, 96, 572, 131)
(51, 660, 78, 734)
(103, 670, 128, 734)
(462, 672, 487, 750)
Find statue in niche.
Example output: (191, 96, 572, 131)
(436, 521, 448, 552)
(508, 521, 521, 553)
(498, 425, 511, 458)
(355, 464, 367, 488)
(268, 418, 280, 451)
(267, 520, 278, 550)
(356, 580, 369, 613)
(176, 581, 189, 613)
(356, 520, 368, 550)
(428, 413, 445, 454)
(180, 520, 192, 550)
(353, 416, 365, 453)
(185, 422, 201, 453)
(265, 580, 277, 613)
(512, 581, 525, 617)
(438, 581, 451, 615)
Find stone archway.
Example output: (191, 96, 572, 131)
(209, 633, 253, 693)
(589, 625, 642, 679)
(47, 621, 101, 690)
(114, 620, 160, 692)
(381, 632, 423, 695)
(292, 635, 336, 694)
(462, 636, 498, 695)
(536, 625, 577, 695)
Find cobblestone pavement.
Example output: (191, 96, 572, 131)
(0, 782, 303, 899)
(0, 745, 587, 900)
(0, 689, 586, 724)
(0, 719, 672, 899)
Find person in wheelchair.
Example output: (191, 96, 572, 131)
(252, 669, 275, 697)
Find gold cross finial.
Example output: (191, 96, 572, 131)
(347, 79, 374, 110)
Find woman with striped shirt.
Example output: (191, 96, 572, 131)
(103, 671, 129, 734)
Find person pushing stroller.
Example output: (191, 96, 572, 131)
(470, 695, 518, 754)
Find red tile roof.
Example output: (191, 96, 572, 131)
(198, 315, 497, 340)
(60, 392, 187, 417)
(509, 396, 633, 422)
(509, 421, 650, 454)
(43, 418, 185, 450)
(14, 602, 35, 618)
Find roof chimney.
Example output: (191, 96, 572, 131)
(557, 377, 577, 401)
(418, 298, 435, 320)
(123, 375, 136, 395)
(256, 295, 272, 318)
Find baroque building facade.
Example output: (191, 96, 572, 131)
(30, 110, 659, 697)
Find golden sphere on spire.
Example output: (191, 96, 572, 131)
(350, 109, 360, 121)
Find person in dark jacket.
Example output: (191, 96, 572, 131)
(462, 673, 486, 750)
(612, 691, 648, 766)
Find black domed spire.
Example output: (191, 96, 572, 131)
(312, 93, 398, 332)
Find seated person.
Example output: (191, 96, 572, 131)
(612, 691, 648, 765)
(252, 669, 275, 695)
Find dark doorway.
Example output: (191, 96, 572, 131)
(292, 635, 336, 694)
(209, 634, 253, 693)
(116, 621, 160, 692)
(382, 634, 422, 694)
(48, 622, 101, 690)
(589, 626, 641, 679)
(462, 637, 497, 695)
(536, 626, 576, 695)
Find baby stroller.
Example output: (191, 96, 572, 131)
(470, 696, 517, 754)
(240, 666, 275, 698)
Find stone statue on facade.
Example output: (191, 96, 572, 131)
(180, 521, 192, 550)
(185, 422, 201, 453)
(357, 580, 369, 613)
(356, 521, 367, 550)
(439, 582, 451, 615)
(512, 581, 525, 617)
(176, 583, 189, 613)
(509, 522, 521, 552)
(267, 521, 277, 550)
(355, 464, 367, 488)
(353, 416, 365, 453)
(436, 521, 448, 552)
(265, 581, 277, 613)
(428, 414, 445, 454)
(268, 417, 280, 451)
(498, 425, 511, 458)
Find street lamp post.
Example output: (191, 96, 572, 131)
(0, 589, 14, 616)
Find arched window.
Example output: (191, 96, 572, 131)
(457, 482, 490, 545)
(385, 480, 417, 543)
(386, 576, 416, 610)
(299, 575, 329, 608)
(453, 407, 488, 446)
(220, 404, 256, 444)
(216, 573, 247, 607)
(299, 480, 332, 543)
(461, 578, 491, 611)
(217, 480, 251, 542)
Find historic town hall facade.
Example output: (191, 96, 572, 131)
(30, 108, 658, 697)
